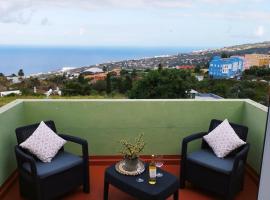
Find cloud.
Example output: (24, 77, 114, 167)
(0, 0, 195, 24)
(0, 0, 34, 24)
(200, 11, 270, 21)
(40, 17, 49, 26)
(79, 27, 86, 36)
(1, 0, 269, 25)
(1, 0, 193, 13)
(254, 25, 265, 37)
(199, 0, 267, 4)
(230, 25, 266, 39)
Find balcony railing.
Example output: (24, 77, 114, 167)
(0, 99, 267, 198)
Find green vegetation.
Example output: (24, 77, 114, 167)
(129, 69, 195, 99)
(63, 70, 134, 96)
(243, 66, 270, 80)
(196, 79, 268, 104)
(221, 52, 230, 58)
(18, 69, 24, 77)
(1, 67, 269, 107)
(62, 75, 92, 96)
(0, 94, 126, 107)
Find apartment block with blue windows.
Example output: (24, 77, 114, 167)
(209, 56, 244, 79)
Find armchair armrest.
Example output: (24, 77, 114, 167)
(181, 132, 207, 160)
(232, 143, 250, 173)
(14, 146, 37, 176)
(58, 134, 89, 161)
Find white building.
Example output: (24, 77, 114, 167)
(0, 90, 22, 97)
(6, 75, 22, 84)
(195, 75, 204, 81)
(82, 68, 103, 74)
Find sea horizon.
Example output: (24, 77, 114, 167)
(0, 45, 211, 76)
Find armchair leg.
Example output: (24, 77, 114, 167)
(240, 175, 245, 191)
(83, 173, 90, 193)
(225, 187, 235, 200)
(225, 194, 233, 200)
(83, 170, 90, 193)
(83, 183, 90, 193)
(180, 160, 186, 189)
(179, 179, 186, 189)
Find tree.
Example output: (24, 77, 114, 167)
(221, 52, 229, 58)
(78, 74, 87, 84)
(131, 69, 137, 79)
(102, 66, 108, 72)
(158, 63, 163, 71)
(106, 73, 112, 94)
(18, 69, 24, 77)
(92, 80, 106, 93)
(120, 69, 128, 77)
(62, 76, 92, 96)
(0, 73, 4, 77)
(129, 69, 195, 99)
(62, 81, 92, 96)
(117, 75, 133, 94)
(212, 83, 228, 97)
(194, 65, 202, 73)
(124, 75, 133, 91)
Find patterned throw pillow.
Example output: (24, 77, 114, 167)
(203, 119, 246, 158)
(20, 121, 66, 162)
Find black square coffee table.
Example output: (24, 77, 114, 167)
(104, 164, 179, 200)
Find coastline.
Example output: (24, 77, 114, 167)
(0, 46, 203, 76)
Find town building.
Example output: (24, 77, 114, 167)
(188, 89, 223, 100)
(81, 67, 121, 83)
(245, 54, 270, 69)
(81, 67, 105, 82)
(209, 56, 244, 79)
(176, 65, 194, 70)
(5, 75, 22, 84)
(195, 75, 204, 81)
(0, 90, 21, 97)
(82, 67, 104, 75)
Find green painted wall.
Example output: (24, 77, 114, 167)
(242, 101, 267, 173)
(0, 102, 25, 186)
(23, 101, 244, 156)
(0, 99, 266, 187)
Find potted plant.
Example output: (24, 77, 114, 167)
(120, 133, 145, 172)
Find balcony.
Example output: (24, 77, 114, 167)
(0, 99, 267, 200)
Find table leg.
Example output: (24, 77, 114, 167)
(173, 190, 179, 200)
(104, 180, 109, 200)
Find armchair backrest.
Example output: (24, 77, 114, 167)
(15, 120, 57, 144)
(202, 119, 248, 152)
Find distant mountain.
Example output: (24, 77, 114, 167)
(209, 41, 270, 55)
(48, 41, 270, 76)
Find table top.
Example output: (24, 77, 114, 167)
(105, 163, 179, 199)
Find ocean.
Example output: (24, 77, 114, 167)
(0, 46, 202, 75)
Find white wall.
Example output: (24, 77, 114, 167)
(258, 106, 270, 200)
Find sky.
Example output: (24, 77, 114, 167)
(0, 0, 269, 48)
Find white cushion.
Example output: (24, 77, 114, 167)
(20, 121, 66, 162)
(203, 119, 246, 158)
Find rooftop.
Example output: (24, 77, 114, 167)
(2, 163, 258, 200)
(0, 99, 267, 200)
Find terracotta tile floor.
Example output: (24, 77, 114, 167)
(3, 164, 258, 200)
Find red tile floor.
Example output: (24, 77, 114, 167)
(3, 164, 258, 200)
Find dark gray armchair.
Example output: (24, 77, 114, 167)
(180, 119, 249, 200)
(14, 120, 89, 200)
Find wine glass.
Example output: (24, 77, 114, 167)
(155, 155, 164, 177)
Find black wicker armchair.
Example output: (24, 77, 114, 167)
(14, 120, 89, 200)
(180, 119, 249, 200)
